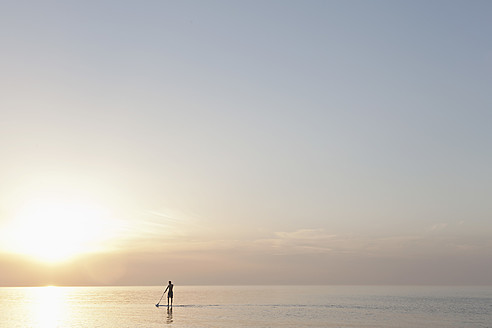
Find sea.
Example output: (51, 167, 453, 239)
(1, 285, 491, 327)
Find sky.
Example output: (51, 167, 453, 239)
(1, 0, 491, 286)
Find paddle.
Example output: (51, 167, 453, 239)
(156, 288, 166, 307)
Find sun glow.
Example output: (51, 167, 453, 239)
(1, 198, 114, 262)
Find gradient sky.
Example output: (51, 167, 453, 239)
(1, 0, 491, 286)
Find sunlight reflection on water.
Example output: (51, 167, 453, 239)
(35, 287, 64, 327)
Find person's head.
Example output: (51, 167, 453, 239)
(169, 281, 172, 284)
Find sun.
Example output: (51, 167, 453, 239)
(1, 198, 114, 262)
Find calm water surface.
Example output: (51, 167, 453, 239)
(1, 286, 491, 327)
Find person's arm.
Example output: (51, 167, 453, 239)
(164, 286, 169, 293)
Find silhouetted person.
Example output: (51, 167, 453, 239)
(163, 280, 173, 307)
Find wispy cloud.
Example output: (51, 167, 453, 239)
(426, 223, 448, 232)
(254, 229, 338, 255)
(275, 229, 337, 240)
(253, 227, 491, 258)
(108, 211, 492, 260)
(106, 208, 200, 251)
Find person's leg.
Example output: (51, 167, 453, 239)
(170, 296, 173, 307)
